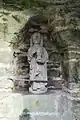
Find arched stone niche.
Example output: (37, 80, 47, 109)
(12, 15, 64, 91)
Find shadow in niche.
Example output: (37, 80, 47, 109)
(11, 15, 65, 94)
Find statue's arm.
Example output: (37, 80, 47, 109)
(27, 47, 37, 63)
(27, 48, 32, 63)
(36, 48, 48, 64)
(44, 48, 48, 63)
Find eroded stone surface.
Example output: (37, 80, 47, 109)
(0, 90, 72, 120)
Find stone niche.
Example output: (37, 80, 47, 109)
(12, 15, 64, 91)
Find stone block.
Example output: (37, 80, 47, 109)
(0, 91, 72, 120)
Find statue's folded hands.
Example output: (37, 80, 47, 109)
(36, 58, 45, 64)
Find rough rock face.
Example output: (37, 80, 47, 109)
(11, 15, 64, 90)
(0, 1, 80, 120)
(0, 0, 80, 89)
(8, 10, 79, 91)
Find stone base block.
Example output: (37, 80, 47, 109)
(0, 90, 72, 120)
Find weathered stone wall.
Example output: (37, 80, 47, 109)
(12, 37, 63, 89)
(0, 3, 80, 120)
(62, 44, 80, 88)
(11, 15, 64, 90)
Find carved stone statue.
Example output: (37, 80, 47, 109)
(27, 32, 48, 93)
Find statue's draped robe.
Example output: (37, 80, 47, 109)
(28, 45, 48, 81)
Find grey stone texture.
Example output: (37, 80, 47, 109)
(0, 90, 73, 120)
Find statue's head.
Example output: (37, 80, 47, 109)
(32, 32, 41, 44)
(30, 32, 43, 46)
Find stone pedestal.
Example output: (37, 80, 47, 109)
(29, 82, 47, 94)
(0, 90, 73, 120)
